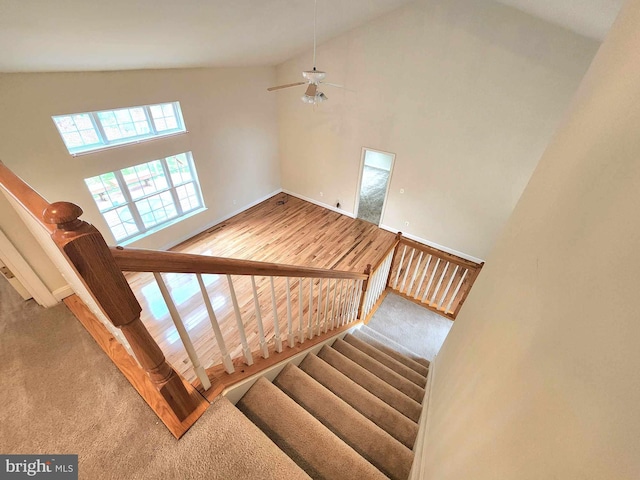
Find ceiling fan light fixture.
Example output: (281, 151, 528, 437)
(301, 94, 316, 104)
(300, 91, 328, 105)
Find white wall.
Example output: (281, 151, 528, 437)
(0, 67, 280, 250)
(422, 0, 640, 477)
(0, 193, 66, 293)
(276, 0, 599, 259)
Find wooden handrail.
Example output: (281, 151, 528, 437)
(398, 236, 481, 270)
(110, 246, 369, 280)
(0, 160, 54, 233)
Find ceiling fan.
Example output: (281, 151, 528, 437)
(267, 0, 344, 105)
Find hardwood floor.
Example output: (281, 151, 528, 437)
(126, 194, 396, 384)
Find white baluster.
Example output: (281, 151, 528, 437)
(196, 274, 234, 375)
(154, 272, 211, 389)
(445, 269, 468, 313)
(323, 278, 332, 333)
(308, 278, 314, 339)
(408, 251, 423, 295)
(349, 280, 360, 323)
(415, 255, 432, 300)
(336, 278, 344, 327)
(251, 276, 269, 359)
(422, 258, 441, 303)
(298, 278, 305, 344)
(270, 277, 283, 353)
(429, 262, 450, 305)
(438, 265, 459, 309)
(226, 274, 254, 366)
(286, 278, 295, 347)
(393, 245, 407, 289)
(316, 278, 323, 336)
(351, 280, 363, 321)
(342, 280, 353, 325)
(330, 279, 340, 330)
(366, 268, 378, 315)
(400, 248, 415, 292)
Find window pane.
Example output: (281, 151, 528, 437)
(97, 111, 117, 126)
(135, 191, 177, 228)
(150, 102, 180, 132)
(73, 114, 93, 130)
(130, 107, 146, 122)
(176, 182, 200, 212)
(54, 114, 102, 150)
(166, 154, 192, 185)
(102, 206, 138, 240)
(85, 173, 126, 212)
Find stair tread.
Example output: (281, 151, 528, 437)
(318, 345, 422, 422)
(343, 333, 427, 387)
(332, 339, 425, 403)
(358, 326, 431, 370)
(274, 363, 413, 480)
(237, 377, 388, 480)
(300, 354, 418, 449)
(203, 397, 312, 480)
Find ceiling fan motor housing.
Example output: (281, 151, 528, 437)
(303, 70, 326, 83)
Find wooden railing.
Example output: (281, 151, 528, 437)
(0, 161, 199, 424)
(111, 246, 368, 393)
(1, 159, 479, 437)
(359, 233, 401, 321)
(387, 236, 483, 319)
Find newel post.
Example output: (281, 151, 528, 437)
(357, 264, 372, 320)
(43, 202, 197, 421)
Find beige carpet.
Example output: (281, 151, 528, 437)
(366, 292, 453, 361)
(237, 331, 431, 479)
(0, 277, 308, 480)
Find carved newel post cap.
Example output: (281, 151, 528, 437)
(43, 202, 83, 226)
(364, 263, 372, 275)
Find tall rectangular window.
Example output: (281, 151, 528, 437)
(53, 101, 186, 155)
(85, 152, 203, 242)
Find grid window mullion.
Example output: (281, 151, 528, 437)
(144, 106, 159, 135)
(91, 112, 110, 146)
(160, 158, 184, 216)
(114, 170, 145, 233)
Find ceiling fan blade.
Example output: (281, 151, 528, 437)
(322, 82, 355, 92)
(305, 84, 317, 97)
(267, 82, 306, 92)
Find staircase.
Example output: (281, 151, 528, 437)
(234, 325, 430, 480)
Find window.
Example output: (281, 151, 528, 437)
(53, 102, 186, 155)
(85, 152, 203, 242)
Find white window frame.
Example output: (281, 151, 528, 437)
(53, 101, 186, 156)
(85, 152, 204, 243)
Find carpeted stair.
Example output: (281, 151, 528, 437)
(236, 328, 430, 480)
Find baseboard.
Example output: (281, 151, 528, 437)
(379, 224, 484, 264)
(52, 285, 75, 301)
(159, 188, 283, 250)
(282, 189, 356, 218)
(409, 354, 436, 480)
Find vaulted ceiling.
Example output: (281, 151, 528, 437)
(0, 0, 624, 73)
